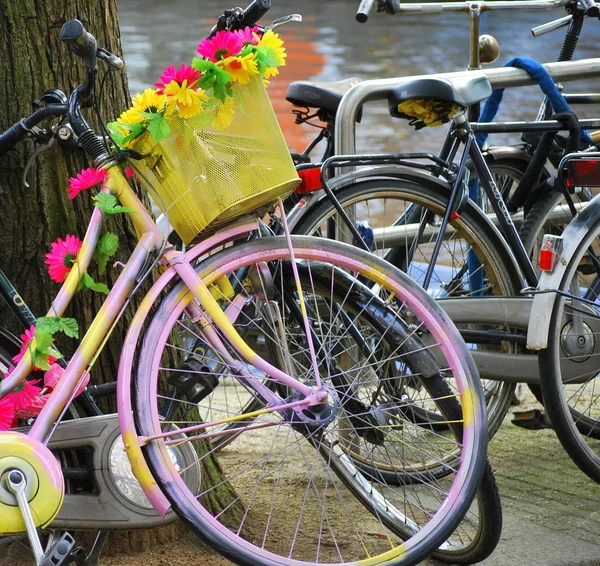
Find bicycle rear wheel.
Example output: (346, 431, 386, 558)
(294, 176, 522, 439)
(538, 215, 600, 482)
(133, 235, 488, 566)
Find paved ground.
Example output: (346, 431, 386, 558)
(425, 392, 600, 566)
(7, 392, 599, 566)
(99, 394, 600, 566)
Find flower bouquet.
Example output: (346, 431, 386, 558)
(109, 27, 300, 243)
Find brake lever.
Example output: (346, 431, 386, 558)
(263, 14, 302, 31)
(22, 134, 57, 188)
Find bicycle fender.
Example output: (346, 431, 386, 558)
(526, 191, 600, 350)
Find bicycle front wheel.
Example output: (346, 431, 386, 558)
(133, 235, 488, 566)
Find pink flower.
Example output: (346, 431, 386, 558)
(155, 64, 201, 95)
(14, 393, 49, 420)
(10, 379, 41, 411)
(12, 324, 57, 370)
(67, 167, 107, 199)
(43, 363, 64, 391)
(233, 26, 260, 46)
(0, 396, 14, 431)
(45, 235, 83, 283)
(197, 30, 243, 62)
(43, 364, 88, 397)
(124, 166, 135, 178)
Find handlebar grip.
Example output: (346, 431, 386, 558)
(236, 0, 271, 29)
(356, 0, 376, 23)
(59, 19, 97, 58)
(0, 121, 29, 157)
(579, 0, 600, 17)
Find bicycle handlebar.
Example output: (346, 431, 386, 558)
(208, 0, 272, 38)
(0, 103, 68, 157)
(578, 0, 600, 17)
(356, 0, 377, 22)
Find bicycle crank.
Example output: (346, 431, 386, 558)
(0, 431, 64, 536)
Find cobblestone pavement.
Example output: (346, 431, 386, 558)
(424, 392, 600, 566)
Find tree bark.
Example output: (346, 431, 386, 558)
(0, 0, 138, 411)
(0, 0, 242, 555)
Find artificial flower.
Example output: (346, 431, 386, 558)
(12, 324, 57, 370)
(10, 379, 41, 411)
(212, 97, 235, 130)
(41, 363, 88, 397)
(155, 64, 201, 95)
(67, 167, 107, 200)
(124, 166, 135, 179)
(197, 30, 243, 62)
(233, 26, 260, 47)
(14, 393, 49, 420)
(116, 107, 145, 128)
(0, 396, 14, 431)
(221, 53, 258, 84)
(257, 30, 287, 67)
(163, 79, 209, 118)
(132, 88, 169, 115)
(43, 363, 64, 391)
(45, 235, 83, 283)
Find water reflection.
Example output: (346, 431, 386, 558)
(117, 0, 598, 154)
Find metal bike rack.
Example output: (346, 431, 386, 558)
(334, 58, 600, 156)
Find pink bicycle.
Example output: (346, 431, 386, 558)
(0, 12, 488, 566)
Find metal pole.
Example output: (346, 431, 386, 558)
(334, 58, 600, 156)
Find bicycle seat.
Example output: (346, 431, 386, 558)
(286, 77, 362, 115)
(388, 74, 492, 129)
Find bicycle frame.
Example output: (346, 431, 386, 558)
(0, 164, 329, 522)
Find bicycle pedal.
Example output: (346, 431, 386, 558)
(511, 409, 551, 430)
(167, 357, 219, 404)
(40, 532, 76, 566)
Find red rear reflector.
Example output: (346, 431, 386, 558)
(539, 234, 563, 272)
(566, 159, 600, 189)
(296, 167, 323, 194)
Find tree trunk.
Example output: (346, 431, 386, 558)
(0, 0, 136, 411)
(0, 0, 241, 556)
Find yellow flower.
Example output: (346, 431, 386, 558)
(258, 30, 286, 67)
(212, 97, 235, 130)
(221, 53, 258, 85)
(163, 80, 209, 119)
(116, 107, 144, 128)
(131, 88, 168, 115)
(264, 66, 279, 80)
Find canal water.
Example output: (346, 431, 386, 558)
(117, 0, 599, 156)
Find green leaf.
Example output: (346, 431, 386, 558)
(36, 317, 61, 335)
(33, 355, 52, 371)
(81, 273, 110, 295)
(36, 316, 79, 340)
(57, 318, 79, 339)
(146, 113, 171, 142)
(97, 232, 119, 275)
(120, 122, 146, 144)
(34, 328, 54, 353)
(255, 45, 281, 70)
(107, 122, 126, 146)
(93, 193, 134, 215)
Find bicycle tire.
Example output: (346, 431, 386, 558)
(133, 235, 488, 566)
(293, 175, 521, 439)
(538, 215, 600, 483)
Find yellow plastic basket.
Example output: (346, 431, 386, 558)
(133, 77, 300, 244)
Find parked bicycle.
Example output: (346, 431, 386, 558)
(0, 7, 489, 566)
